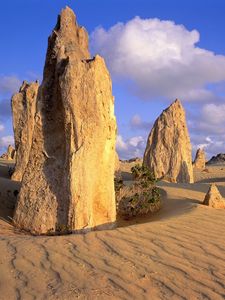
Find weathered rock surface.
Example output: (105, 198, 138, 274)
(193, 148, 206, 170)
(207, 153, 225, 165)
(0, 145, 16, 160)
(13, 7, 117, 234)
(143, 99, 194, 183)
(203, 184, 225, 208)
(11, 81, 39, 181)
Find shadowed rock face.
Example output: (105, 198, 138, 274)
(13, 7, 117, 234)
(11, 81, 39, 181)
(193, 148, 206, 170)
(203, 184, 225, 209)
(143, 99, 193, 183)
(207, 153, 225, 165)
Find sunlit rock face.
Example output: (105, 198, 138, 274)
(143, 99, 194, 183)
(11, 80, 39, 181)
(203, 184, 225, 209)
(0, 145, 16, 160)
(193, 148, 206, 170)
(13, 7, 117, 234)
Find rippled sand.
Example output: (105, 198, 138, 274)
(0, 160, 225, 299)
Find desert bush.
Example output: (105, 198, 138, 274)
(116, 164, 161, 218)
(131, 164, 157, 186)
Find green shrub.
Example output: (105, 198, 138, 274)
(131, 164, 157, 185)
(116, 164, 161, 218)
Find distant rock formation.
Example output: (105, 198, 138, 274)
(125, 157, 142, 164)
(203, 184, 225, 208)
(193, 148, 206, 170)
(207, 153, 225, 165)
(0, 145, 16, 160)
(115, 152, 120, 173)
(143, 99, 193, 183)
(13, 7, 117, 234)
(11, 81, 39, 181)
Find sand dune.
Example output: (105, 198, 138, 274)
(0, 161, 225, 299)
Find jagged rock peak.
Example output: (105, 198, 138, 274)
(19, 80, 39, 93)
(49, 5, 90, 60)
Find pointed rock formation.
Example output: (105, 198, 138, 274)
(193, 148, 206, 170)
(143, 99, 193, 183)
(11, 81, 39, 181)
(13, 7, 117, 234)
(0, 145, 16, 160)
(203, 184, 225, 208)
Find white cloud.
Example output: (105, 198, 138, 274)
(0, 135, 14, 151)
(116, 134, 146, 159)
(202, 103, 225, 125)
(91, 17, 225, 101)
(0, 75, 21, 95)
(189, 102, 225, 159)
(116, 134, 128, 151)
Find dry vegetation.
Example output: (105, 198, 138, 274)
(116, 164, 161, 218)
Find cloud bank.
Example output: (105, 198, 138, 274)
(91, 17, 225, 101)
(0, 135, 14, 152)
(116, 134, 146, 159)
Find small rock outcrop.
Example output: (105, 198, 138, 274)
(193, 148, 206, 170)
(11, 81, 39, 181)
(203, 184, 225, 208)
(13, 7, 117, 234)
(0, 145, 16, 160)
(207, 153, 225, 165)
(143, 99, 193, 183)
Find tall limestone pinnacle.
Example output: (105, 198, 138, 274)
(11, 80, 39, 181)
(143, 99, 194, 183)
(13, 7, 117, 234)
(193, 148, 206, 170)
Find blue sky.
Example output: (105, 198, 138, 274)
(1, 0, 225, 159)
